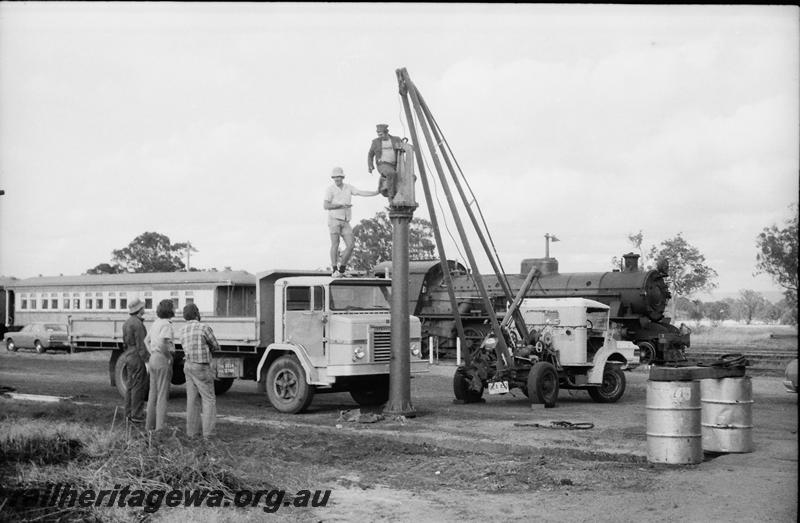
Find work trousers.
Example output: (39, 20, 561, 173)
(376, 162, 397, 198)
(146, 353, 173, 431)
(184, 361, 217, 438)
(124, 350, 147, 420)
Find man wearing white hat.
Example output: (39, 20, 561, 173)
(323, 167, 379, 277)
(122, 298, 149, 423)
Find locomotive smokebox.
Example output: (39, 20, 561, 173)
(623, 253, 640, 272)
(520, 257, 559, 276)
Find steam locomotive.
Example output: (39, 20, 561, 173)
(374, 253, 690, 363)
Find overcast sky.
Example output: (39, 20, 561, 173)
(1, 3, 797, 300)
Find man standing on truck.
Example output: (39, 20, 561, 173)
(122, 298, 148, 424)
(180, 303, 220, 439)
(323, 167, 379, 277)
(367, 123, 405, 199)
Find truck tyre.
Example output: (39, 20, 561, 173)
(34, 341, 46, 354)
(214, 378, 235, 395)
(6, 339, 17, 352)
(453, 367, 484, 403)
(350, 380, 390, 407)
(588, 364, 626, 403)
(638, 342, 656, 365)
(527, 362, 559, 407)
(265, 355, 314, 414)
(114, 355, 150, 399)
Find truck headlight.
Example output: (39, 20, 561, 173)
(352, 346, 365, 361)
(410, 342, 421, 357)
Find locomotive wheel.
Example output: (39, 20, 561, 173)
(527, 362, 559, 407)
(638, 342, 656, 365)
(265, 355, 314, 414)
(453, 367, 484, 403)
(588, 364, 626, 403)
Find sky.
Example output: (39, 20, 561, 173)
(0, 3, 797, 302)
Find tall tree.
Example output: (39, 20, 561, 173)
(85, 263, 123, 275)
(350, 212, 437, 272)
(100, 232, 189, 273)
(755, 205, 798, 310)
(649, 233, 718, 318)
(737, 289, 768, 325)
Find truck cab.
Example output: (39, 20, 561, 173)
(256, 274, 426, 413)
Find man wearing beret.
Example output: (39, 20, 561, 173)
(323, 167, 379, 277)
(122, 298, 149, 423)
(367, 123, 405, 199)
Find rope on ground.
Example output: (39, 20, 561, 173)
(711, 353, 750, 368)
(514, 420, 594, 430)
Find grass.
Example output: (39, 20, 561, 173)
(689, 323, 797, 350)
(0, 400, 262, 522)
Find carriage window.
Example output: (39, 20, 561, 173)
(63, 298, 70, 309)
(185, 297, 194, 306)
(313, 286, 324, 311)
(30, 298, 37, 309)
(42, 298, 49, 309)
(51, 294, 58, 309)
(109, 298, 117, 309)
(95, 292, 104, 310)
(21, 296, 28, 310)
(144, 292, 153, 310)
(73, 299, 80, 309)
(120, 298, 127, 310)
(286, 287, 311, 311)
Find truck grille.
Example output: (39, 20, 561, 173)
(371, 326, 391, 362)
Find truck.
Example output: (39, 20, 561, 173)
(57, 270, 426, 413)
(454, 297, 640, 407)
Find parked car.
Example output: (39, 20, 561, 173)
(4, 323, 70, 353)
(784, 359, 798, 393)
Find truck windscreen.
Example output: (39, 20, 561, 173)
(329, 284, 391, 311)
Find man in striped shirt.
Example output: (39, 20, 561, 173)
(179, 303, 220, 439)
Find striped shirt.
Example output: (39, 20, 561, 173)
(180, 320, 220, 363)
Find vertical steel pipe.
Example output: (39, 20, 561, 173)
(384, 206, 416, 417)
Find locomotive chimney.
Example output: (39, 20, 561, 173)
(622, 252, 640, 272)
(520, 257, 559, 276)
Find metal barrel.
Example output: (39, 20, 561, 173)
(700, 377, 754, 453)
(646, 380, 702, 464)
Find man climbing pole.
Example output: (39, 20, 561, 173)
(367, 123, 405, 199)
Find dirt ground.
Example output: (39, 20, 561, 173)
(0, 350, 797, 522)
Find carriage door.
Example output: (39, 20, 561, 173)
(283, 286, 326, 367)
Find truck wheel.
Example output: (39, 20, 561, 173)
(114, 355, 150, 399)
(266, 355, 314, 414)
(214, 378, 235, 395)
(453, 367, 484, 403)
(588, 364, 626, 403)
(34, 341, 46, 354)
(527, 362, 559, 407)
(6, 339, 17, 352)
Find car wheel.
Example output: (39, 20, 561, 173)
(5, 339, 16, 352)
(638, 341, 656, 364)
(34, 340, 46, 354)
(527, 362, 559, 407)
(265, 355, 314, 414)
(588, 364, 626, 403)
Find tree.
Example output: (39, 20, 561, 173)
(350, 212, 437, 272)
(85, 263, 123, 275)
(702, 300, 732, 326)
(737, 289, 768, 325)
(649, 233, 718, 318)
(755, 205, 798, 311)
(87, 232, 189, 273)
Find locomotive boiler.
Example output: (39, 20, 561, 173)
(375, 252, 690, 363)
